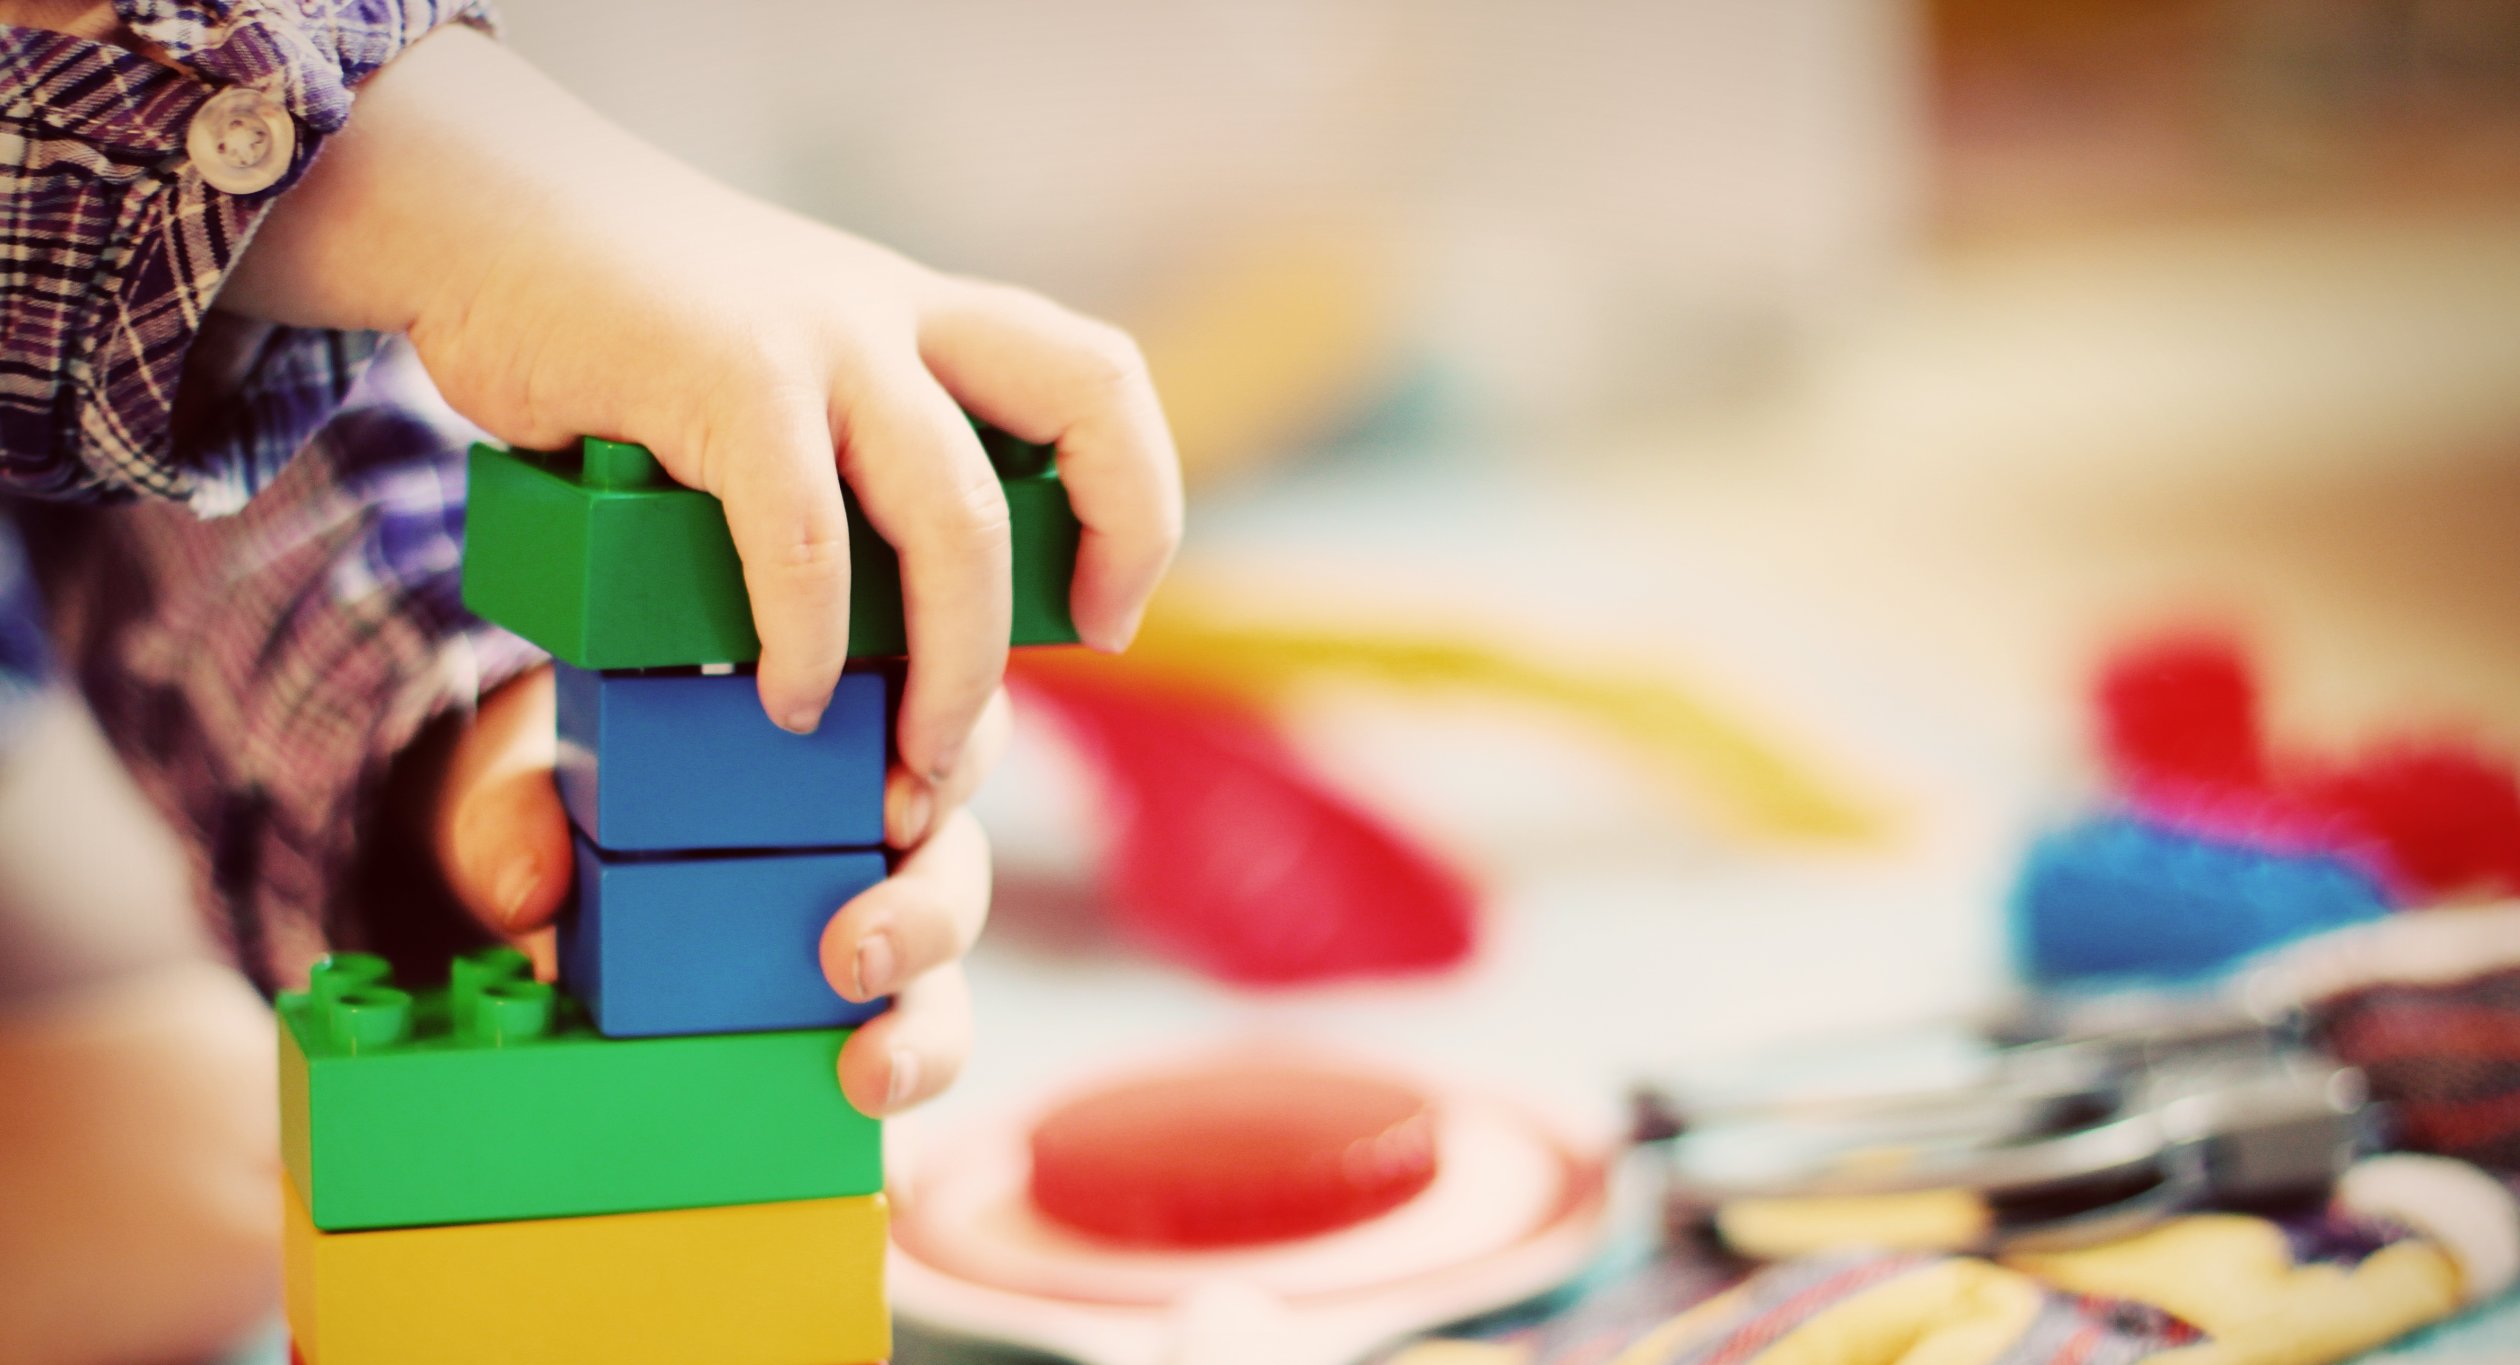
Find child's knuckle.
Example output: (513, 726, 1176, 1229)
(937, 474, 1013, 551)
(1069, 320, 1149, 395)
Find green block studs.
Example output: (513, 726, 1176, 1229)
(279, 949, 880, 1232)
(462, 426, 1084, 670)
(303, 948, 556, 1052)
(579, 436, 663, 490)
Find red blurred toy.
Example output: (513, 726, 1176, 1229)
(2095, 631, 2520, 902)
(1012, 664, 1477, 987)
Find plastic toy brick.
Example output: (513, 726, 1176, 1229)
(278, 948, 879, 1231)
(562, 836, 890, 1037)
(462, 426, 1082, 668)
(284, 1179, 888, 1365)
(555, 661, 889, 853)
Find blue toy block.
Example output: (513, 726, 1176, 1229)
(2011, 814, 2389, 987)
(555, 663, 889, 853)
(562, 837, 891, 1038)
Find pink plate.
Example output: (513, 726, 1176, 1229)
(890, 1062, 1612, 1365)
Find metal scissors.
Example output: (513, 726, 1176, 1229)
(1633, 991, 2376, 1256)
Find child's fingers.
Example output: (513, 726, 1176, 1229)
(819, 806, 992, 1008)
(433, 667, 575, 936)
(833, 356, 1011, 784)
(917, 280, 1183, 652)
(704, 389, 857, 734)
(884, 686, 1012, 849)
(835, 959, 973, 1116)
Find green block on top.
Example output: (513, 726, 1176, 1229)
(461, 427, 1082, 669)
(279, 948, 879, 1232)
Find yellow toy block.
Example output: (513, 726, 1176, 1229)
(284, 1181, 888, 1365)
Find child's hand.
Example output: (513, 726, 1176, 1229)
(226, 24, 1182, 797)
(428, 665, 1007, 1116)
(221, 25, 1178, 1115)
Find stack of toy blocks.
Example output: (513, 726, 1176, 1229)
(280, 428, 1081, 1363)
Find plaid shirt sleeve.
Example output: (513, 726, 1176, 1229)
(23, 340, 543, 991)
(0, 0, 490, 514)
(0, 3, 530, 987)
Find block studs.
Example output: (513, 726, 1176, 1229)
(580, 437, 664, 489)
(325, 987, 414, 1053)
(308, 953, 392, 1003)
(450, 945, 543, 1042)
(468, 980, 559, 1046)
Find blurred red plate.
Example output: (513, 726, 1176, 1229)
(890, 1050, 1611, 1365)
(1029, 1058, 1443, 1249)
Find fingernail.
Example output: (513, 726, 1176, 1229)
(885, 1048, 923, 1110)
(886, 774, 935, 848)
(926, 741, 964, 789)
(853, 927, 897, 1001)
(493, 859, 541, 929)
(780, 705, 824, 736)
(1091, 605, 1149, 654)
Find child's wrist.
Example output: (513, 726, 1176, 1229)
(220, 25, 599, 337)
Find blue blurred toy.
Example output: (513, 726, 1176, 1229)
(2011, 813, 2388, 987)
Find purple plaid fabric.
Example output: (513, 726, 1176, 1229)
(18, 342, 542, 990)
(0, 2, 488, 509)
(0, 2, 526, 988)
(1380, 1249, 2211, 1365)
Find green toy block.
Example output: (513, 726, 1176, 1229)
(278, 948, 879, 1232)
(462, 425, 1083, 669)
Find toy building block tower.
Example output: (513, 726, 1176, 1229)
(279, 427, 1081, 1364)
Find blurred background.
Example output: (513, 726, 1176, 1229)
(206, 0, 2509, 1359)
(496, 0, 2520, 1106)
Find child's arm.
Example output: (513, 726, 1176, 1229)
(0, 529, 281, 1364)
(2, 6, 1171, 1114)
(221, 23, 1183, 776)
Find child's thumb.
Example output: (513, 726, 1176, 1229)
(446, 768, 574, 935)
(434, 668, 576, 936)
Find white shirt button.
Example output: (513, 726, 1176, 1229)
(187, 86, 295, 195)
